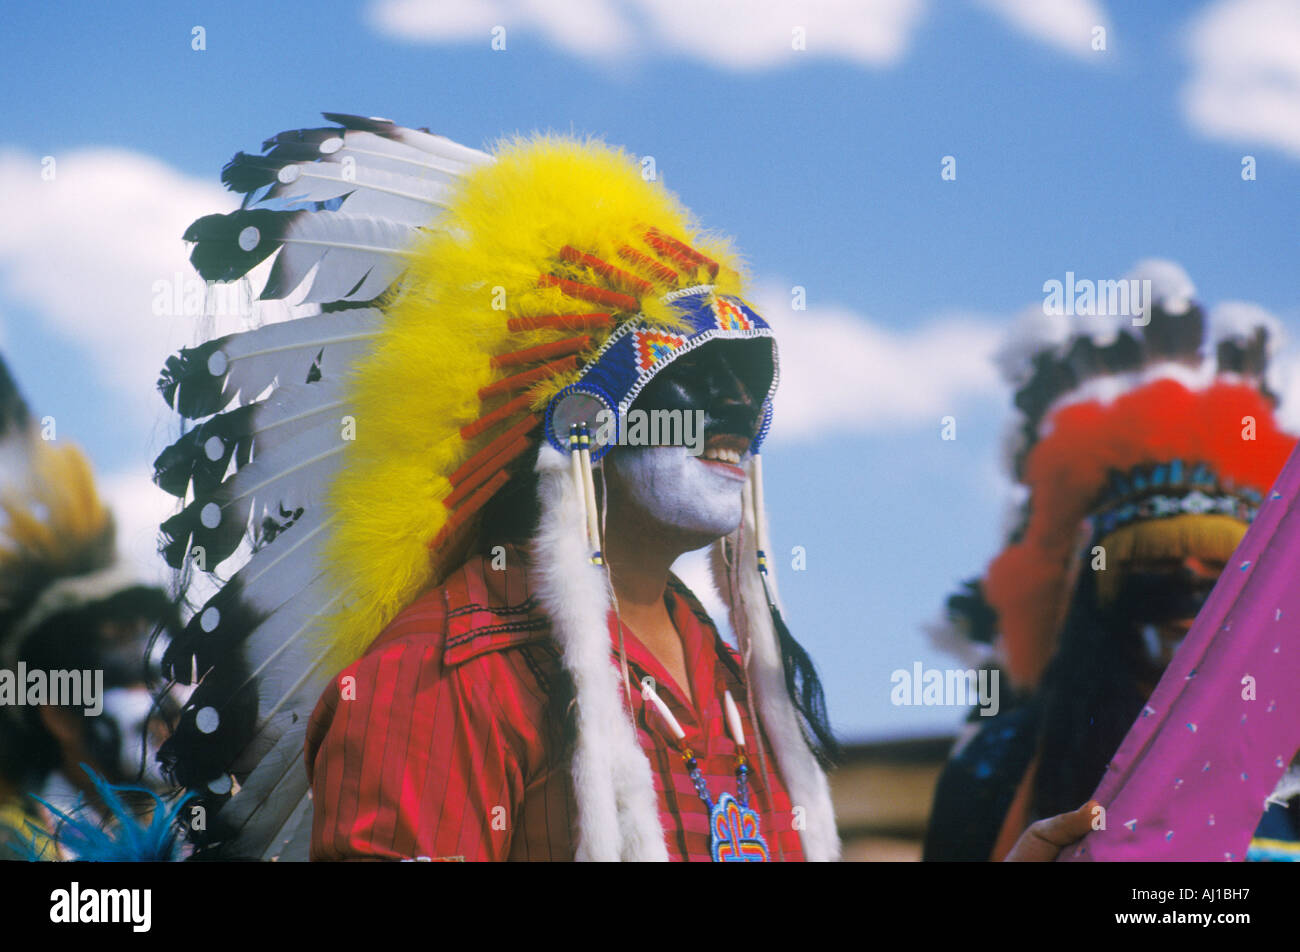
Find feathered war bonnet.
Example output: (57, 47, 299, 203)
(969, 262, 1296, 689)
(154, 114, 839, 860)
(0, 355, 152, 745)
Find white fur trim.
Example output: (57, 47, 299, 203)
(1211, 300, 1284, 353)
(1040, 361, 1219, 420)
(1266, 763, 1300, 808)
(709, 482, 842, 861)
(1125, 258, 1196, 316)
(530, 444, 668, 861)
(995, 258, 1203, 393)
(3, 561, 145, 667)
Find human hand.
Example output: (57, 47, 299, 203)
(1003, 800, 1099, 862)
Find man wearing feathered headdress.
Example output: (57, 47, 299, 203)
(0, 357, 182, 860)
(924, 263, 1300, 861)
(154, 116, 848, 861)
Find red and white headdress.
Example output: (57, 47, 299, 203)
(967, 262, 1296, 688)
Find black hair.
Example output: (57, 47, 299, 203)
(769, 603, 840, 768)
(1030, 566, 1148, 821)
(477, 446, 840, 767)
(0, 586, 181, 789)
(475, 442, 543, 555)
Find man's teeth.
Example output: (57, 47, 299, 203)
(702, 448, 743, 464)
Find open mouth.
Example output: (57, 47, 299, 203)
(697, 432, 751, 478)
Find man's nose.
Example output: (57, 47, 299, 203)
(705, 360, 760, 438)
(709, 359, 756, 410)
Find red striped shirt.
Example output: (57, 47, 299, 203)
(304, 548, 806, 861)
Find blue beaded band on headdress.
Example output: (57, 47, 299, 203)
(544, 287, 778, 459)
(1089, 459, 1264, 538)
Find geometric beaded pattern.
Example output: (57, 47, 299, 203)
(710, 792, 770, 862)
(544, 288, 777, 457)
(633, 330, 689, 375)
(712, 296, 753, 331)
(1090, 459, 1263, 537)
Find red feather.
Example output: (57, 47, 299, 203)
(986, 380, 1295, 688)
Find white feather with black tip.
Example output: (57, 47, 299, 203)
(160, 418, 347, 572)
(229, 128, 479, 195)
(1212, 301, 1282, 348)
(156, 113, 485, 860)
(173, 574, 337, 783)
(238, 380, 354, 492)
(272, 794, 316, 862)
(159, 309, 379, 420)
(218, 724, 315, 860)
(254, 212, 419, 303)
(269, 161, 456, 225)
(319, 113, 493, 169)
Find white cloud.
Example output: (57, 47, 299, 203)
(100, 467, 176, 588)
(1182, 0, 1300, 159)
(0, 149, 235, 426)
(367, 0, 928, 70)
(752, 284, 1003, 441)
(976, 0, 1111, 62)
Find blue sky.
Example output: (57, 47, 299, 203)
(1, 0, 1297, 739)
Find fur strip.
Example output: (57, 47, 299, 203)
(1211, 300, 1283, 350)
(529, 444, 668, 861)
(1267, 764, 1300, 808)
(710, 486, 842, 861)
(3, 561, 143, 667)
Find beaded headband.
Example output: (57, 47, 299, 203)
(1089, 460, 1263, 539)
(545, 288, 778, 459)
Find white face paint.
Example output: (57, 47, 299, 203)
(97, 687, 168, 791)
(1140, 624, 1163, 666)
(1140, 622, 1190, 671)
(606, 443, 747, 542)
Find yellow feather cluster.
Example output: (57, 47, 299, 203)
(1093, 513, 1247, 607)
(320, 135, 746, 664)
(0, 440, 114, 614)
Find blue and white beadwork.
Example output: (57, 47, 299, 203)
(544, 287, 777, 459)
(684, 754, 769, 863)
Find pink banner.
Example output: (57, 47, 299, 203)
(1063, 446, 1300, 862)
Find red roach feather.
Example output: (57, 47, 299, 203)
(985, 380, 1295, 688)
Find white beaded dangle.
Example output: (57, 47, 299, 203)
(568, 423, 604, 565)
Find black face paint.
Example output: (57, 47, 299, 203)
(629, 338, 772, 444)
(1110, 569, 1218, 630)
(85, 706, 126, 777)
(616, 338, 838, 766)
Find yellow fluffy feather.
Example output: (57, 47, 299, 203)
(0, 440, 115, 615)
(1093, 513, 1247, 607)
(320, 135, 748, 664)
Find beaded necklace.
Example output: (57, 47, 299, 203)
(642, 680, 770, 862)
